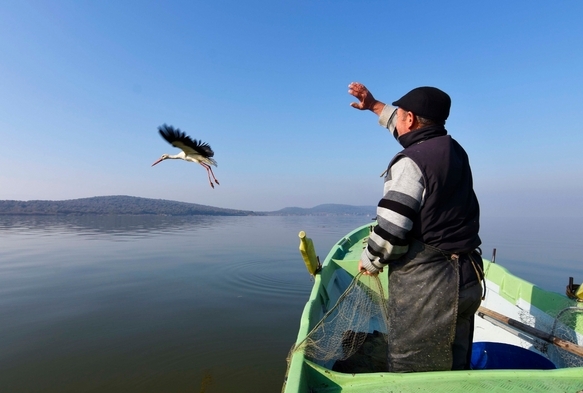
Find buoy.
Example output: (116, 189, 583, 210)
(299, 231, 320, 276)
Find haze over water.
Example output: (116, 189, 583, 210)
(0, 215, 581, 392)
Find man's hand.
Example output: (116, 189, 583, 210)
(348, 82, 386, 115)
(358, 259, 382, 276)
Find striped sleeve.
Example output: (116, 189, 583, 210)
(378, 105, 397, 129)
(360, 156, 425, 273)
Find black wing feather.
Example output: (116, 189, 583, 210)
(157, 124, 214, 157)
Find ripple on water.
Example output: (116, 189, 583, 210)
(206, 252, 314, 301)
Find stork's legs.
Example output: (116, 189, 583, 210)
(208, 167, 220, 185)
(200, 163, 220, 188)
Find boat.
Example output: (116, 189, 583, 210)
(283, 223, 583, 393)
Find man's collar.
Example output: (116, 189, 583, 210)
(398, 125, 448, 148)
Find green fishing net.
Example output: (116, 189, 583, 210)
(289, 272, 390, 372)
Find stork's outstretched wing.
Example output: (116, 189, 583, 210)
(158, 124, 214, 158)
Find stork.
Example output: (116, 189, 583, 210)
(152, 124, 220, 188)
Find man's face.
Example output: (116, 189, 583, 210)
(395, 108, 412, 137)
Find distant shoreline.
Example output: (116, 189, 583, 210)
(0, 195, 376, 217)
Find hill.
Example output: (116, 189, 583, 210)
(268, 203, 375, 216)
(0, 196, 260, 216)
(0, 196, 376, 216)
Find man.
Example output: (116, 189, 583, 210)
(348, 82, 483, 372)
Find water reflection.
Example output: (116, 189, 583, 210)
(0, 214, 371, 392)
(0, 214, 226, 240)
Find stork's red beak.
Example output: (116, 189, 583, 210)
(151, 158, 164, 166)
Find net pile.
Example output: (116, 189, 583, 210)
(290, 272, 390, 372)
(516, 306, 583, 368)
(548, 306, 583, 368)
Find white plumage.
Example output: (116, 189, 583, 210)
(152, 124, 220, 188)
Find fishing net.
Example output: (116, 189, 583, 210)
(548, 306, 583, 368)
(289, 272, 390, 372)
(515, 306, 583, 368)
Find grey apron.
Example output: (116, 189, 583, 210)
(387, 239, 459, 372)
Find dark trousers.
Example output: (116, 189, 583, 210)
(451, 282, 482, 370)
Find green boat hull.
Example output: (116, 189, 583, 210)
(283, 223, 583, 393)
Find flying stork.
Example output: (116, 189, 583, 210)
(152, 124, 220, 188)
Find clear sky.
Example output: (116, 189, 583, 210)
(1, 0, 582, 215)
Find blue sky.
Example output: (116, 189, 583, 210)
(1, 0, 582, 215)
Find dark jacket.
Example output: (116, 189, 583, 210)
(396, 125, 481, 253)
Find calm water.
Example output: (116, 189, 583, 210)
(0, 215, 582, 392)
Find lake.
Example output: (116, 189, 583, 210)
(1, 215, 582, 392)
